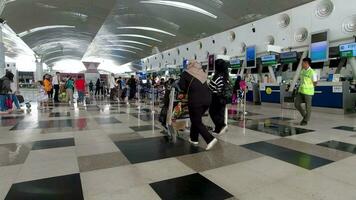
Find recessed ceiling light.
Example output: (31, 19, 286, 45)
(117, 26, 176, 36)
(18, 25, 76, 37)
(140, 0, 217, 19)
(100, 34, 162, 42)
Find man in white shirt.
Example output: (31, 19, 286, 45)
(52, 72, 60, 102)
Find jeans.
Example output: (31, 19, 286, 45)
(10, 94, 20, 109)
(78, 91, 84, 102)
(0, 95, 6, 111)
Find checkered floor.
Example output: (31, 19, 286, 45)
(1, 98, 356, 200)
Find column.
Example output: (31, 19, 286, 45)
(349, 57, 356, 83)
(35, 60, 43, 81)
(0, 25, 5, 77)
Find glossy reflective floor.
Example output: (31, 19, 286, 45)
(1, 98, 356, 200)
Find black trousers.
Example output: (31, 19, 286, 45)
(95, 87, 99, 95)
(209, 96, 226, 131)
(53, 85, 59, 102)
(189, 105, 214, 144)
(129, 87, 136, 100)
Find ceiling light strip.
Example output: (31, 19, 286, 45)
(140, 0, 217, 19)
(99, 34, 162, 42)
(18, 25, 76, 37)
(117, 26, 176, 36)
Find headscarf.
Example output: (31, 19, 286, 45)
(214, 59, 229, 81)
(186, 60, 207, 83)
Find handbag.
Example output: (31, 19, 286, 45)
(5, 96, 13, 109)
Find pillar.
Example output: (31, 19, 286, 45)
(35, 60, 43, 81)
(349, 57, 356, 83)
(0, 25, 5, 77)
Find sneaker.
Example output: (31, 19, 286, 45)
(218, 125, 228, 135)
(189, 139, 199, 146)
(206, 138, 218, 151)
(300, 120, 308, 126)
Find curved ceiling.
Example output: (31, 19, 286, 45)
(2, 0, 313, 69)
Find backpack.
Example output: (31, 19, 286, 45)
(223, 80, 233, 102)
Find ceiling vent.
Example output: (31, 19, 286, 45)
(239, 42, 246, 54)
(315, 0, 334, 18)
(278, 14, 290, 28)
(342, 15, 356, 33)
(294, 28, 308, 42)
(266, 35, 275, 45)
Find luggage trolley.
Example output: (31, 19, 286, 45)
(165, 87, 191, 140)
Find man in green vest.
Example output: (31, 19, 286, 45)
(295, 57, 318, 126)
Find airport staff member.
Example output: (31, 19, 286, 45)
(295, 57, 318, 126)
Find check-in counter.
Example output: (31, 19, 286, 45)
(312, 82, 343, 108)
(259, 83, 281, 103)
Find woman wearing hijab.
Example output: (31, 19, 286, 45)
(178, 60, 218, 150)
(208, 59, 230, 135)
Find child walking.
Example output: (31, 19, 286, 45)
(37, 81, 49, 110)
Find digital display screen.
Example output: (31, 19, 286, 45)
(229, 58, 242, 69)
(182, 59, 189, 70)
(261, 55, 277, 66)
(246, 46, 256, 68)
(280, 51, 298, 64)
(339, 42, 356, 58)
(310, 41, 329, 63)
(310, 31, 328, 63)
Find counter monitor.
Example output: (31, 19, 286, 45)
(339, 42, 356, 58)
(279, 51, 298, 64)
(230, 58, 242, 69)
(261, 54, 277, 66)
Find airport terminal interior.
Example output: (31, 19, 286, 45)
(1, 0, 356, 199)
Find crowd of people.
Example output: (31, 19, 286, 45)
(36, 73, 86, 109)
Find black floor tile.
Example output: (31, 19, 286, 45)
(242, 141, 333, 170)
(94, 117, 121, 124)
(262, 117, 294, 121)
(317, 140, 356, 154)
(32, 138, 75, 150)
(232, 121, 313, 137)
(115, 136, 204, 163)
(49, 112, 71, 118)
(150, 173, 233, 200)
(11, 119, 73, 130)
(0, 116, 25, 126)
(10, 119, 89, 130)
(333, 126, 356, 133)
(129, 125, 160, 132)
(5, 174, 84, 200)
(131, 113, 160, 121)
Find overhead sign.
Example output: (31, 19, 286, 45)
(261, 55, 277, 66)
(229, 58, 242, 69)
(339, 42, 356, 58)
